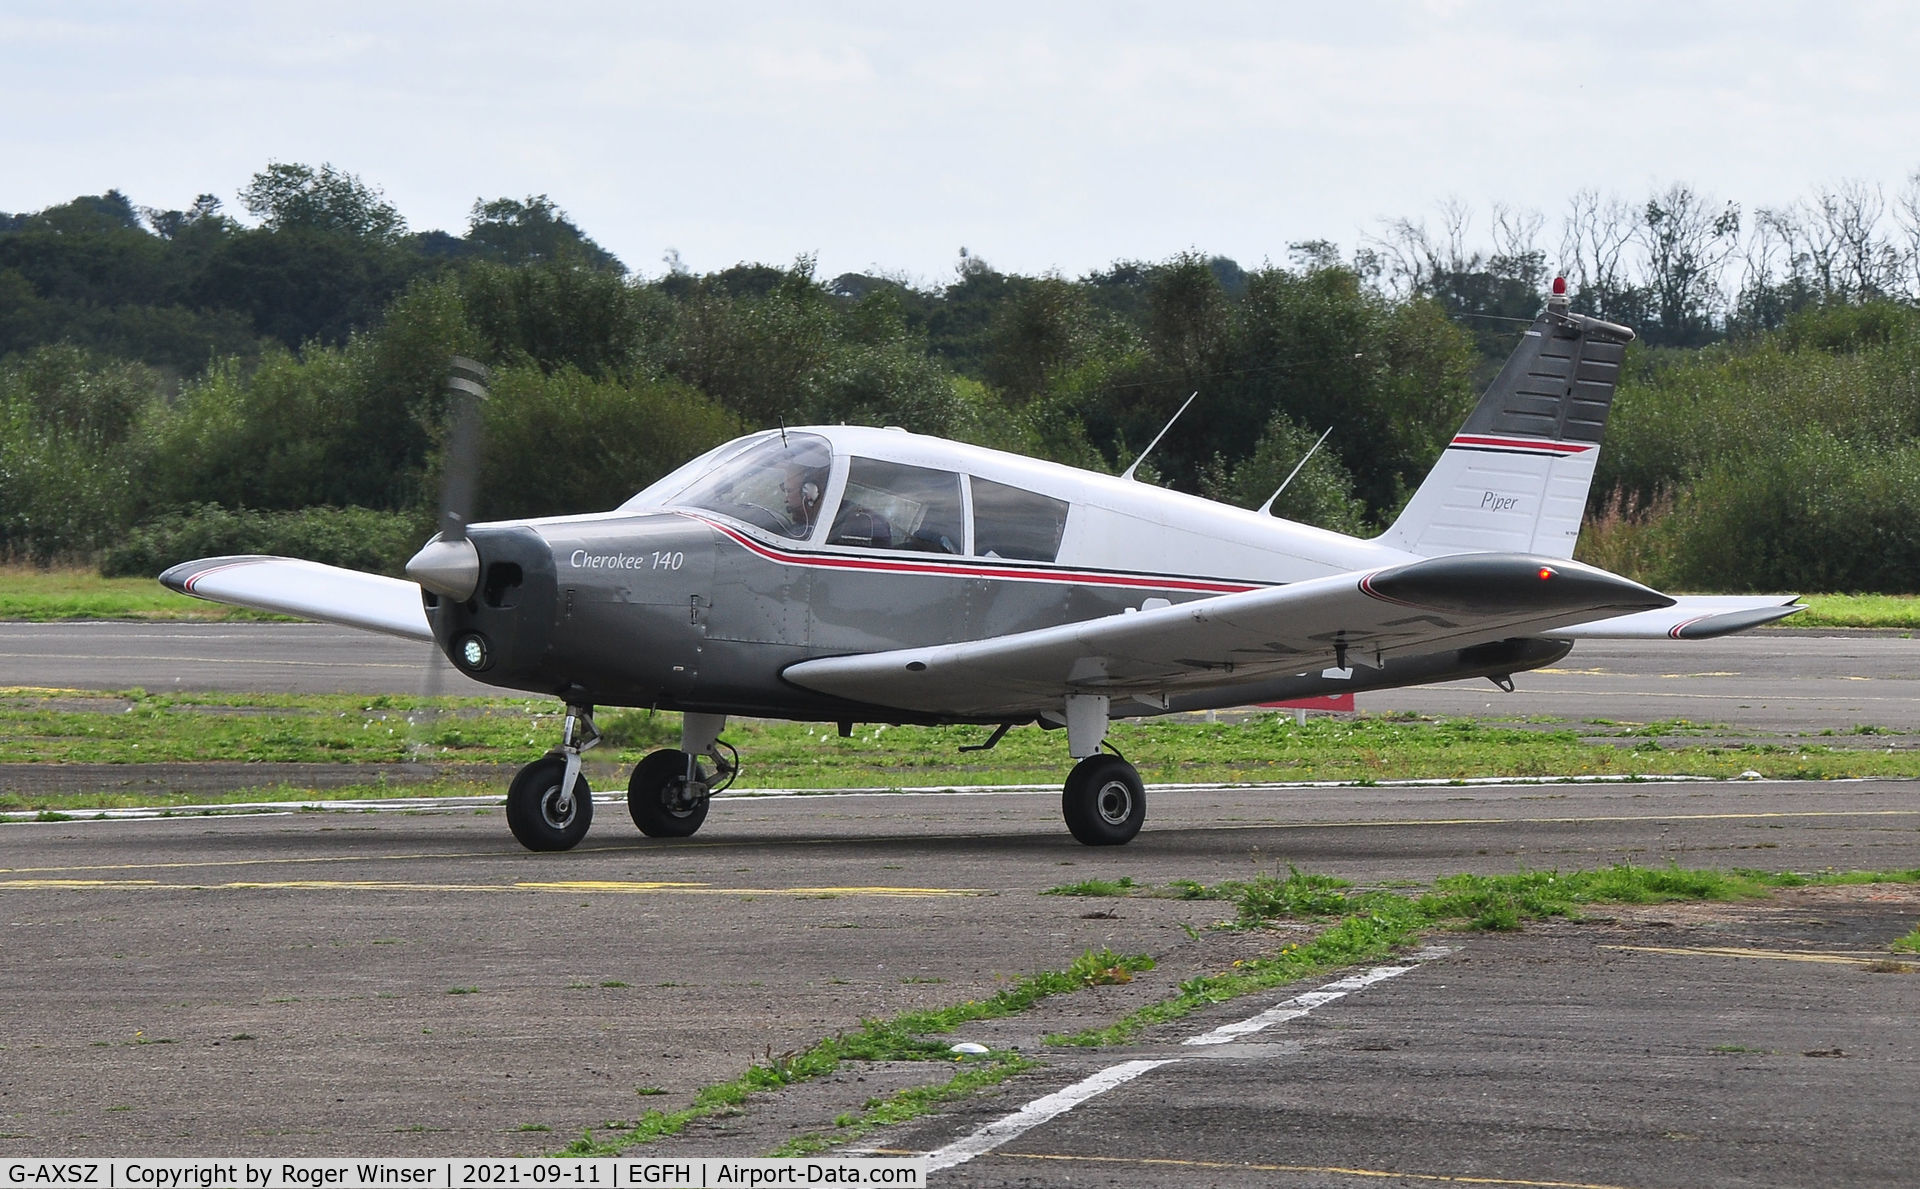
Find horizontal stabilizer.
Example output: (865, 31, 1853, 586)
(159, 556, 432, 641)
(1551, 595, 1804, 640)
(784, 553, 1669, 719)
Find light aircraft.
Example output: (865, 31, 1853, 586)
(162, 283, 1801, 851)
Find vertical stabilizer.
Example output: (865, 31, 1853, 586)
(1379, 287, 1635, 559)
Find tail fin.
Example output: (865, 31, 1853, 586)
(1379, 288, 1634, 559)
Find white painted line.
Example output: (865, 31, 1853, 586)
(926, 945, 1455, 1172)
(925, 1059, 1172, 1172)
(2, 773, 1750, 824)
(1183, 946, 1454, 1047)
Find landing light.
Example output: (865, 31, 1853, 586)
(455, 632, 491, 671)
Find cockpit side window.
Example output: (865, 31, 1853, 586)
(971, 476, 1068, 562)
(667, 432, 833, 540)
(828, 458, 964, 554)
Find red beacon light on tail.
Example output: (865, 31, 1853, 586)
(1548, 275, 1571, 312)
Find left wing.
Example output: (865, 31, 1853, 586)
(1550, 595, 1803, 639)
(160, 556, 432, 641)
(783, 552, 1669, 718)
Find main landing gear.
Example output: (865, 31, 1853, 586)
(1055, 693, 1145, 846)
(628, 712, 735, 838)
(505, 707, 734, 852)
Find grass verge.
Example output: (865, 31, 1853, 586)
(554, 948, 1151, 1158)
(1794, 594, 1920, 630)
(1048, 865, 1920, 1047)
(0, 566, 290, 622)
(9, 689, 1920, 802)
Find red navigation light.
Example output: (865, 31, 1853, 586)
(1537, 566, 1556, 581)
(1551, 276, 1568, 296)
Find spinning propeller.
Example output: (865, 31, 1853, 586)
(405, 356, 490, 605)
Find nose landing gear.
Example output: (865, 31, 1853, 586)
(505, 704, 600, 851)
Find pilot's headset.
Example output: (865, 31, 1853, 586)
(801, 479, 820, 509)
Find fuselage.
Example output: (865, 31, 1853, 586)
(425, 426, 1563, 719)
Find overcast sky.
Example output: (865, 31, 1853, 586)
(5, 1, 1917, 285)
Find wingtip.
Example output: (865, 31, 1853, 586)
(1670, 601, 1807, 639)
(157, 555, 273, 597)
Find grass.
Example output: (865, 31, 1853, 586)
(1048, 864, 1920, 1048)
(0, 565, 291, 622)
(1794, 594, 1920, 630)
(553, 947, 1151, 1158)
(1894, 927, 1920, 955)
(1041, 876, 1138, 897)
(541, 863, 1920, 1159)
(9, 690, 1920, 813)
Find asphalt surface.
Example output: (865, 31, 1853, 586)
(3, 623, 1920, 1185)
(2, 778, 1918, 1185)
(4, 621, 1918, 735)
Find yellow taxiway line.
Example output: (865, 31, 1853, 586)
(1602, 944, 1907, 966)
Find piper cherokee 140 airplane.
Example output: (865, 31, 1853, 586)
(162, 283, 1802, 851)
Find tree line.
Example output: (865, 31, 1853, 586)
(5, 162, 1920, 592)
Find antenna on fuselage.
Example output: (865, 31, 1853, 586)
(1257, 425, 1334, 516)
(1119, 391, 1198, 482)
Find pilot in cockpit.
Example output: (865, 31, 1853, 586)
(778, 462, 828, 538)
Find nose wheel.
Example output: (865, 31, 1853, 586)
(506, 704, 600, 852)
(506, 754, 594, 851)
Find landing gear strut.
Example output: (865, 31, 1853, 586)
(506, 704, 599, 851)
(628, 712, 734, 838)
(1056, 693, 1145, 846)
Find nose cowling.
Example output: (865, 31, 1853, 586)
(407, 537, 480, 601)
(419, 525, 563, 697)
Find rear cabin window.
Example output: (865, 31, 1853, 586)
(971, 477, 1068, 562)
(828, 458, 965, 554)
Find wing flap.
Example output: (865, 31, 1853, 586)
(160, 556, 432, 642)
(784, 552, 1669, 717)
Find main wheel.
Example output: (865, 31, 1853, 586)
(1062, 754, 1146, 846)
(506, 755, 593, 851)
(628, 748, 711, 838)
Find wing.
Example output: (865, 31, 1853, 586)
(1551, 595, 1804, 640)
(160, 556, 432, 642)
(783, 552, 1670, 718)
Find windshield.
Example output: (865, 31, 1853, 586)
(666, 432, 833, 540)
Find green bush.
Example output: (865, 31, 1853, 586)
(1660, 433, 1920, 592)
(0, 346, 163, 563)
(471, 364, 738, 521)
(100, 504, 426, 578)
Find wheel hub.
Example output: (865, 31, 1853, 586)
(540, 785, 577, 829)
(1096, 781, 1133, 825)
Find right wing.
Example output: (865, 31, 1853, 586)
(784, 552, 1670, 719)
(160, 556, 432, 642)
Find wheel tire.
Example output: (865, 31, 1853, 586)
(628, 748, 711, 838)
(506, 755, 593, 851)
(1062, 754, 1146, 846)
